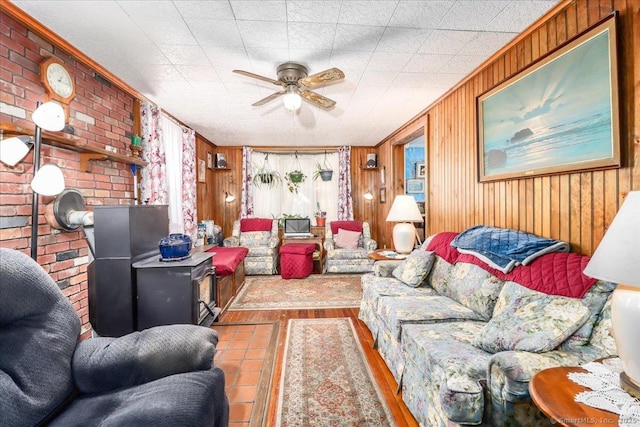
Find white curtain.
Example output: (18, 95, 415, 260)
(250, 151, 339, 225)
(161, 114, 185, 233)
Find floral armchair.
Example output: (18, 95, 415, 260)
(324, 220, 377, 273)
(223, 218, 279, 275)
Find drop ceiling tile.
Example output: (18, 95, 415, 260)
(333, 25, 385, 51)
(404, 53, 452, 73)
(237, 21, 288, 48)
(288, 22, 336, 50)
(438, 1, 509, 31)
(442, 55, 485, 76)
(376, 27, 432, 53)
(367, 51, 412, 72)
(418, 30, 479, 55)
(287, 1, 342, 23)
(187, 19, 244, 47)
(174, 0, 235, 20)
(338, 1, 398, 27)
(488, 1, 558, 32)
(329, 50, 372, 73)
(136, 18, 198, 45)
(121, 43, 170, 65)
(388, 0, 454, 28)
(230, 0, 286, 21)
(118, 1, 182, 20)
(176, 65, 221, 82)
(358, 71, 396, 87)
(288, 49, 332, 71)
(159, 45, 210, 65)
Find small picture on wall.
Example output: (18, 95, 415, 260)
(379, 187, 386, 203)
(406, 179, 424, 193)
(207, 152, 213, 169)
(416, 162, 425, 178)
(198, 159, 206, 182)
(380, 166, 386, 185)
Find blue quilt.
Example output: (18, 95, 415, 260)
(451, 225, 570, 273)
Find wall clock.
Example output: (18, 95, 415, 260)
(40, 57, 75, 119)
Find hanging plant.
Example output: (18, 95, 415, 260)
(285, 152, 307, 193)
(313, 151, 334, 182)
(252, 153, 282, 189)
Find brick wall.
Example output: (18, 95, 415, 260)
(1, 12, 136, 339)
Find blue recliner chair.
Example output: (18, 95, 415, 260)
(0, 248, 229, 427)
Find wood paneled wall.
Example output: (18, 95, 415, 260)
(375, 0, 639, 256)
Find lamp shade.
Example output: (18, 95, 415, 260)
(32, 101, 65, 132)
(385, 195, 424, 223)
(225, 192, 236, 203)
(363, 190, 373, 200)
(584, 191, 640, 286)
(283, 86, 302, 111)
(0, 135, 33, 166)
(31, 163, 65, 196)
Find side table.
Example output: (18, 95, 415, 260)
(368, 249, 408, 261)
(529, 366, 619, 426)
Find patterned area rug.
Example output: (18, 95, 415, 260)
(276, 318, 395, 427)
(228, 274, 363, 310)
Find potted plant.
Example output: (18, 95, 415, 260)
(252, 154, 282, 189)
(314, 202, 327, 227)
(313, 151, 333, 182)
(285, 152, 307, 193)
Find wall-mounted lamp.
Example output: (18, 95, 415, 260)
(363, 190, 375, 232)
(225, 192, 236, 203)
(0, 101, 67, 260)
(363, 190, 374, 201)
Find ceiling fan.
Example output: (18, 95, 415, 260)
(233, 62, 345, 111)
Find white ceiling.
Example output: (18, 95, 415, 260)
(12, 0, 558, 147)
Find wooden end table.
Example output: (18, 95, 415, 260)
(529, 366, 619, 426)
(368, 249, 408, 261)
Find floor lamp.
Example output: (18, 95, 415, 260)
(0, 102, 66, 259)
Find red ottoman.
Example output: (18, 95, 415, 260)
(279, 243, 316, 279)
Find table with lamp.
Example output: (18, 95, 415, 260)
(529, 191, 640, 425)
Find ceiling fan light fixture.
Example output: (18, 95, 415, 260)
(283, 85, 301, 111)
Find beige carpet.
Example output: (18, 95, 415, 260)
(228, 274, 363, 311)
(276, 318, 395, 427)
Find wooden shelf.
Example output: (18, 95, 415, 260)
(361, 166, 379, 170)
(212, 167, 230, 171)
(1, 122, 147, 171)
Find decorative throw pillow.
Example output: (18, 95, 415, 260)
(474, 292, 590, 353)
(392, 250, 436, 287)
(335, 228, 361, 249)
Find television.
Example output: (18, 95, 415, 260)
(284, 218, 311, 235)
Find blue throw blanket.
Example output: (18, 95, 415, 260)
(451, 225, 570, 273)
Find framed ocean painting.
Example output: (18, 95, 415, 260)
(477, 13, 620, 182)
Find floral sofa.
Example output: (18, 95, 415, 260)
(359, 230, 617, 427)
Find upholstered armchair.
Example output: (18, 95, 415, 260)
(223, 217, 279, 275)
(0, 248, 229, 427)
(324, 220, 377, 273)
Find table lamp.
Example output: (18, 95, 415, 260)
(583, 191, 640, 399)
(385, 195, 424, 253)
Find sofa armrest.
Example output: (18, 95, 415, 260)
(364, 238, 377, 251)
(487, 347, 606, 404)
(372, 260, 403, 277)
(267, 235, 280, 248)
(72, 324, 218, 394)
(223, 236, 240, 247)
(324, 239, 335, 251)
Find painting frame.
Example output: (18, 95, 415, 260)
(380, 166, 386, 185)
(477, 13, 620, 182)
(406, 179, 424, 193)
(198, 159, 206, 183)
(416, 162, 425, 178)
(207, 152, 213, 169)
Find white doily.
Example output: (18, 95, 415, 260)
(567, 359, 640, 427)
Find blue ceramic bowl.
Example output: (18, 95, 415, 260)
(159, 233, 192, 259)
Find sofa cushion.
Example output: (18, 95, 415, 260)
(430, 262, 506, 320)
(378, 295, 483, 340)
(474, 282, 590, 353)
(588, 296, 617, 355)
(392, 250, 435, 287)
(240, 218, 273, 232)
(335, 228, 361, 249)
(330, 220, 363, 235)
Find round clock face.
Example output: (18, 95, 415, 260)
(46, 63, 73, 98)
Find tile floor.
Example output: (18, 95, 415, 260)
(213, 323, 278, 427)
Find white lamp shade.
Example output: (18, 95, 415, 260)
(283, 86, 302, 111)
(0, 135, 33, 166)
(225, 192, 236, 203)
(386, 195, 424, 223)
(31, 163, 65, 196)
(363, 191, 373, 200)
(584, 191, 640, 286)
(32, 101, 65, 132)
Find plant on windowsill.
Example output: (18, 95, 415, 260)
(314, 202, 327, 227)
(252, 153, 282, 189)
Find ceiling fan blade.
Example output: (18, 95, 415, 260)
(252, 91, 285, 106)
(233, 69, 284, 87)
(298, 67, 345, 88)
(300, 90, 337, 110)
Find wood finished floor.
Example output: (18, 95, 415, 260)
(218, 304, 419, 427)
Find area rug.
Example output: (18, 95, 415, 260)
(212, 321, 279, 427)
(228, 274, 363, 310)
(276, 318, 395, 427)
